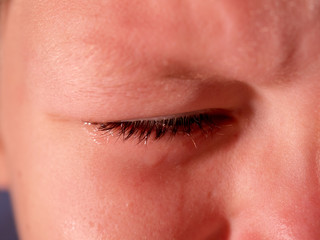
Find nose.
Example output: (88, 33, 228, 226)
(226, 94, 320, 240)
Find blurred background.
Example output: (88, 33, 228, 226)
(0, 191, 18, 240)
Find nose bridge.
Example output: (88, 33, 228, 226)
(227, 91, 320, 239)
(271, 88, 320, 195)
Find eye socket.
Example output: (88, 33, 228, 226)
(85, 109, 234, 144)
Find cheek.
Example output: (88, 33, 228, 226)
(3, 109, 191, 239)
(32, 123, 221, 239)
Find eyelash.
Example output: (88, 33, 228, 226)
(87, 111, 232, 144)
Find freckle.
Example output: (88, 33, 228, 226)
(97, 223, 103, 232)
(17, 170, 22, 178)
(89, 221, 94, 228)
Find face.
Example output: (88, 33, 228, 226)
(1, 0, 320, 239)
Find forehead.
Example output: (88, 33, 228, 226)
(20, 0, 320, 82)
(5, 0, 320, 120)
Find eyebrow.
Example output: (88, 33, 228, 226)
(29, 58, 254, 123)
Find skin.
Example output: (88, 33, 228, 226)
(1, 0, 320, 239)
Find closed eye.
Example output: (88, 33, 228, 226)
(85, 109, 234, 144)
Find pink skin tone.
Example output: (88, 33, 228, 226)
(1, 0, 320, 239)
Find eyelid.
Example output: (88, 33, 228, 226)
(84, 108, 234, 144)
(90, 108, 231, 123)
